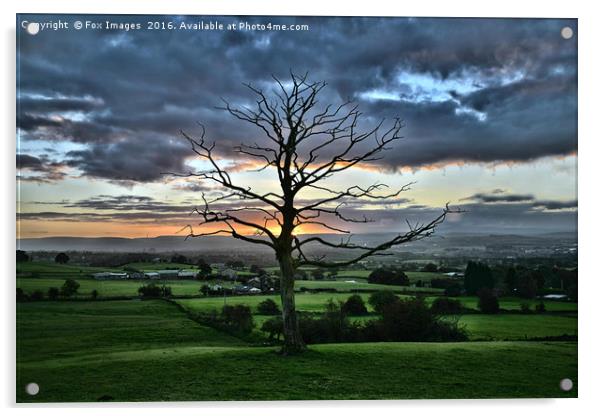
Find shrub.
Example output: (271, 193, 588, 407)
(516, 274, 538, 299)
(368, 268, 410, 286)
(477, 288, 500, 314)
(379, 297, 468, 342)
(444, 284, 463, 297)
(91, 289, 99, 300)
(197, 258, 212, 277)
(30, 290, 44, 301)
(221, 304, 254, 334)
(16, 250, 29, 262)
(464, 261, 494, 295)
(535, 300, 546, 313)
(16, 288, 29, 302)
(47, 287, 60, 300)
(60, 278, 80, 297)
(55, 252, 70, 264)
(430, 297, 463, 314)
(260, 317, 283, 340)
(341, 294, 368, 315)
(368, 290, 398, 314)
(519, 301, 532, 314)
(430, 278, 457, 289)
(138, 284, 171, 299)
(257, 298, 280, 315)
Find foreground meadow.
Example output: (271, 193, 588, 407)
(16, 299, 577, 402)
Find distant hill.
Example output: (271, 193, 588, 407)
(16, 231, 576, 253)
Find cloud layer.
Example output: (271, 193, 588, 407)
(17, 15, 577, 182)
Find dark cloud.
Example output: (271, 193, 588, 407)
(462, 192, 535, 203)
(533, 199, 578, 211)
(20, 192, 576, 234)
(64, 135, 193, 182)
(17, 153, 67, 183)
(17, 15, 577, 179)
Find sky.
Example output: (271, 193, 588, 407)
(16, 15, 577, 238)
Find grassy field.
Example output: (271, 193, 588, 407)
(16, 278, 208, 297)
(456, 314, 577, 340)
(16, 300, 577, 402)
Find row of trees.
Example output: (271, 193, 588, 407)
(463, 261, 577, 300)
(16, 278, 82, 302)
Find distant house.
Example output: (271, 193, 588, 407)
(177, 270, 197, 279)
(543, 294, 568, 300)
(221, 268, 238, 280)
(144, 272, 160, 280)
(247, 277, 261, 288)
(444, 272, 464, 278)
(211, 263, 226, 271)
(93, 272, 128, 280)
(128, 272, 145, 280)
(158, 270, 179, 279)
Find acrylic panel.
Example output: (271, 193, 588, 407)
(16, 14, 578, 402)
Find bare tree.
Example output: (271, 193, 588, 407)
(177, 73, 456, 354)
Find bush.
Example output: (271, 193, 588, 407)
(516, 274, 538, 299)
(55, 252, 70, 264)
(464, 261, 494, 295)
(368, 290, 398, 314)
(535, 300, 546, 313)
(297, 297, 467, 344)
(341, 294, 368, 315)
(257, 298, 280, 315)
(378, 297, 468, 342)
(16, 288, 29, 302)
(519, 301, 532, 314)
(197, 258, 212, 277)
(61, 278, 80, 297)
(16, 250, 29, 262)
(430, 278, 457, 289)
(47, 287, 60, 300)
(221, 304, 254, 334)
(430, 297, 463, 314)
(30, 290, 44, 301)
(138, 284, 171, 299)
(368, 268, 410, 286)
(444, 284, 463, 297)
(477, 288, 500, 314)
(260, 317, 283, 340)
(91, 289, 99, 300)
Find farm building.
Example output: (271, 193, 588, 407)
(158, 270, 179, 279)
(93, 272, 128, 280)
(144, 272, 160, 280)
(221, 268, 238, 280)
(177, 270, 197, 279)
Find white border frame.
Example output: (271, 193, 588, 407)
(3, 1, 600, 415)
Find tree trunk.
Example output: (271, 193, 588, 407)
(277, 249, 306, 354)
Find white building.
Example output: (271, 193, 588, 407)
(93, 272, 128, 280)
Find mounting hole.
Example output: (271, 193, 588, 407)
(560, 378, 573, 391)
(561, 27, 574, 40)
(25, 382, 39, 396)
(26, 22, 40, 36)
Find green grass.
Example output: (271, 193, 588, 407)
(121, 262, 197, 271)
(17, 301, 244, 363)
(295, 280, 444, 293)
(17, 340, 577, 402)
(456, 314, 578, 340)
(16, 261, 122, 277)
(16, 278, 209, 297)
(16, 299, 578, 402)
